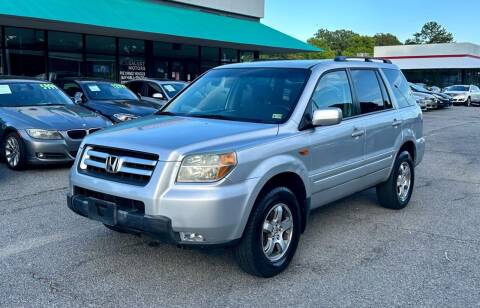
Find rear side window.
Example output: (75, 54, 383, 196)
(350, 69, 388, 114)
(310, 70, 355, 118)
(383, 68, 414, 108)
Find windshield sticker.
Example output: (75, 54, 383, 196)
(164, 85, 176, 92)
(39, 83, 57, 90)
(88, 85, 101, 92)
(112, 83, 127, 89)
(0, 85, 12, 95)
(272, 114, 283, 120)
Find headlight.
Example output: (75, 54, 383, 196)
(112, 113, 138, 122)
(177, 152, 237, 183)
(26, 129, 63, 140)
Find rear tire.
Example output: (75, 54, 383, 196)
(376, 151, 415, 210)
(2, 132, 27, 170)
(234, 187, 301, 277)
(467, 97, 471, 107)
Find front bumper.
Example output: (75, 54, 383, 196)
(19, 130, 86, 164)
(69, 162, 258, 245)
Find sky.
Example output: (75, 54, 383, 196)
(263, 0, 479, 44)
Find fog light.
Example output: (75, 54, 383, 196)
(180, 232, 205, 242)
(37, 153, 45, 158)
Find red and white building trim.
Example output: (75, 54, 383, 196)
(374, 43, 480, 70)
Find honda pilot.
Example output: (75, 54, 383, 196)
(67, 58, 425, 277)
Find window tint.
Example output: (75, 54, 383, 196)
(127, 81, 144, 96)
(147, 83, 164, 97)
(62, 82, 82, 97)
(311, 70, 354, 118)
(351, 70, 386, 114)
(383, 68, 414, 108)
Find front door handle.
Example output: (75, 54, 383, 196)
(351, 129, 365, 138)
(392, 119, 403, 127)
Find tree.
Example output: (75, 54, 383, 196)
(344, 35, 375, 57)
(312, 29, 359, 56)
(374, 33, 402, 46)
(405, 21, 454, 44)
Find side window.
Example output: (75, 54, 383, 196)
(383, 68, 414, 108)
(62, 82, 82, 97)
(127, 81, 144, 96)
(310, 70, 355, 118)
(147, 83, 166, 98)
(350, 69, 387, 114)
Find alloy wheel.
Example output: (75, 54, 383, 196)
(5, 136, 20, 168)
(396, 162, 411, 202)
(262, 203, 294, 262)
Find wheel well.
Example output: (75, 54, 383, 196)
(1, 127, 17, 142)
(257, 172, 308, 233)
(399, 141, 416, 162)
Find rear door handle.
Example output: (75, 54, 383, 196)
(351, 128, 365, 138)
(392, 119, 403, 127)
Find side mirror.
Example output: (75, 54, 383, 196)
(312, 108, 343, 127)
(73, 92, 84, 104)
(152, 92, 165, 100)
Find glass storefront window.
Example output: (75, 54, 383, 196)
(48, 52, 83, 80)
(5, 27, 45, 50)
(240, 51, 255, 62)
(154, 42, 198, 59)
(86, 35, 116, 54)
(86, 54, 116, 81)
(119, 38, 144, 56)
(153, 60, 169, 79)
(5, 49, 45, 77)
(221, 48, 238, 63)
(119, 56, 146, 83)
(48, 31, 83, 52)
(201, 46, 219, 61)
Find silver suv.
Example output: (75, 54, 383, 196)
(68, 58, 425, 277)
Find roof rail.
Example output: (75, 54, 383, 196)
(334, 56, 392, 64)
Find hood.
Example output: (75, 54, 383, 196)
(83, 115, 279, 161)
(412, 92, 434, 99)
(1, 104, 111, 130)
(84, 99, 160, 118)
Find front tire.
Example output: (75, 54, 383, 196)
(467, 97, 472, 107)
(2, 132, 27, 170)
(234, 187, 301, 277)
(376, 151, 415, 210)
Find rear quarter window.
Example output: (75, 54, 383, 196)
(382, 69, 415, 108)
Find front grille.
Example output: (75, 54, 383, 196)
(79, 145, 158, 186)
(74, 186, 145, 214)
(67, 128, 103, 140)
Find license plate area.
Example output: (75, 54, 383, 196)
(88, 198, 117, 226)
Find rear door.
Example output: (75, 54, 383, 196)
(349, 68, 400, 176)
(308, 69, 366, 199)
(471, 86, 480, 102)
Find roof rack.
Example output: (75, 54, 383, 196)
(334, 56, 392, 64)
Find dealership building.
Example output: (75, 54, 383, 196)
(0, 0, 317, 82)
(375, 43, 480, 87)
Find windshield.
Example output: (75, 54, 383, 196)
(163, 68, 310, 124)
(83, 82, 138, 100)
(447, 85, 469, 92)
(0, 82, 73, 107)
(161, 83, 186, 98)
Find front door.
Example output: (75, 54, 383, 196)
(308, 70, 366, 205)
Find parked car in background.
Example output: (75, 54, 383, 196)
(412, 92, 433, 111)
(125, 79, 188, 108)
(0, 77, 111, 170)
(443, 85, 480, 106)
(410, 83, 452, 108)
(54, 78, 162, 123)
(67, 58, 424, 277)
(428, 86, 441, 93)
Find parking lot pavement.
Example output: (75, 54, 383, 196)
(0, 107, 479, 307)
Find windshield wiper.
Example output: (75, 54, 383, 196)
(156, 111, 177, 116)
(187, 114, 232, 120)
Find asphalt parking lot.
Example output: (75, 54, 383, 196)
(0, 106, 479, 307)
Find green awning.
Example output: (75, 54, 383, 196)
(0, 0, 319, 53)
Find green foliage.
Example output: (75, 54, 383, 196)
(343, 35, 375, 56)
(313, 29, 358, 56)
(374, 33, 402, 46)
(405, 21, 454, 44)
